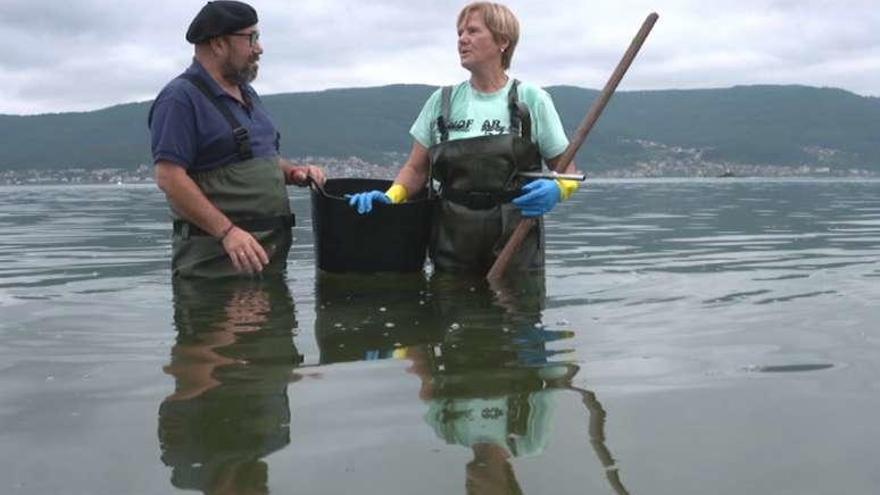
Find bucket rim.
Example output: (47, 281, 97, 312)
(310, 177, 434, 204)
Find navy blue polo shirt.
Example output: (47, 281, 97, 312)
(149, 60, 280, 172)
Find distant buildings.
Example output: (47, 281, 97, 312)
(1, 153, 875, 186)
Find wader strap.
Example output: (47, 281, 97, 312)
(437, 86, 453, 143)
(507, 79, 532, 141)
(179, 73, 254, 161)
(504, 79, 531, 188)
(508, 80, 521, 136)
(441, 189, 521, 210)
(173, 214, 295, 239)
(515, 102, 532, 141)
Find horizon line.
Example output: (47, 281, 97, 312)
(3, 82, 876, 118)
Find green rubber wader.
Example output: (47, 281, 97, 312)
(429, 128, 544, 274)
(171, 157, 292, 278)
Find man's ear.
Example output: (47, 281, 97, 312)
(209, 36, 228, 56)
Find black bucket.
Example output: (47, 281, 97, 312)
(310, 178, 434, 273)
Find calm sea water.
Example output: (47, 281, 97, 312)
(1, 179, 879, 494)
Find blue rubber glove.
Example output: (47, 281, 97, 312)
(512, 179, 561, 217)
(347, 190, 391, 214)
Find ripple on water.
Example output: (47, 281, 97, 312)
(743, 363, 835, 373)
(0, 180, 879, 495)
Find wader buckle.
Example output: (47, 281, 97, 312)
(232, 127, 253, 159)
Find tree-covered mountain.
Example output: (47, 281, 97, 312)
(551, 85, 880, 171)
(1, 84, 878, 173)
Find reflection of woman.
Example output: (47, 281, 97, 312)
(404, 273, 577, 493)
(158, 277, 300, 494)
(348, 2, 579, 273)
(424, 275, 630, 494)
(313, 271, 628, 493)
(417, 274, 570, 448)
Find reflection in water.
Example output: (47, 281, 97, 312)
(1, 182, 878, 494)
(159, 277, 301, 494)
(315, 272, 440, 365)
(315, 272, 629, 494)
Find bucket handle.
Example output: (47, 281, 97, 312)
(308, 177, 338, 200)
(308, 177, 380, 202)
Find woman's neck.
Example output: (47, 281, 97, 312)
(469, 68, 509, 93)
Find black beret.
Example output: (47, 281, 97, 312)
(186, 1, 258, 44)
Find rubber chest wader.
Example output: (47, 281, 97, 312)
(170, 74, 293, 279)
(429, 80, 544, 273)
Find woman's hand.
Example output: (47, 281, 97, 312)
(347, 190, 392, 214)
(512, 179, 561, 217)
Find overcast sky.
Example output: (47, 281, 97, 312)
(0, 0, 877, 115)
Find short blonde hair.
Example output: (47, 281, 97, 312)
(457, 2, 520, 70)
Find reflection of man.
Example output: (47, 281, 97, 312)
(158, 277, 300, 494)
(149, 1, 324, 278)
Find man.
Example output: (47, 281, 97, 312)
(149, 0, 324, 278)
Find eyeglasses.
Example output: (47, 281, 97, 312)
(228, 31, 260, 46)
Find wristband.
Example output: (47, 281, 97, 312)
(219, 223, 235, 240)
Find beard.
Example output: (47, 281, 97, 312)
(221, 57, 259, 85)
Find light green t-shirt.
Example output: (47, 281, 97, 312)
(409, 79, 569, 161)
(424, 391, 559, 457)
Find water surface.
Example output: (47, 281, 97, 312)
(1, 179, 878, 494)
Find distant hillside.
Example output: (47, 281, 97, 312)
(551, 85, 880, 171)
(1, 84, 878, 174)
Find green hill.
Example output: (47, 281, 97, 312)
(555, 85, 880, 170)
(1, 84, 878, 173)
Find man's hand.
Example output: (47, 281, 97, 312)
(286, 164, 326, 187)
(220, 226, 270, 274)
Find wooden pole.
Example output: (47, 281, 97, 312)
(486, 12, 659, 282)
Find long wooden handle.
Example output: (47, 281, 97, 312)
(487, 12, 659, 282)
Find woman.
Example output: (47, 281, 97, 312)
(349, 2, 579, 273)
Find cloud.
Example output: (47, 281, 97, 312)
(0, 0, 877, 114)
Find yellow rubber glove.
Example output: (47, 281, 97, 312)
(556, 179, 580, 201)
(384, 184, 408, 204)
